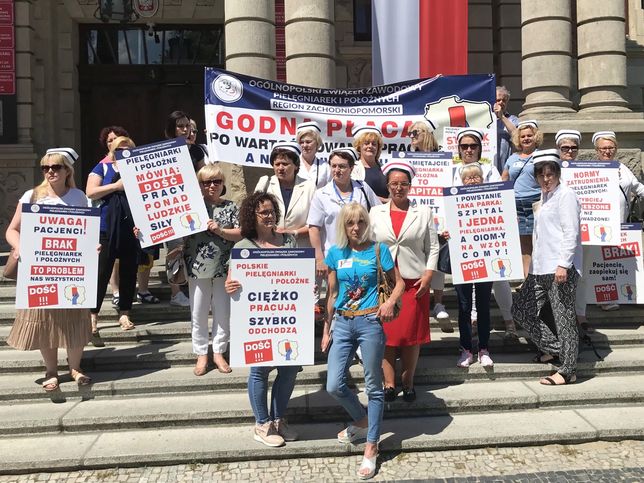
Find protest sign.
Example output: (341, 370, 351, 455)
(204, 68, 496, 168)
(442, 126, 497, 164)
(116, 137, 208, 248)
(584, 223, 643, 304)
(560, 161, 621, 245)
(229, 248, 315, 367)
(443, 181, 523, 284)
(392, 150, 453, 232)
(16, 204, 100, 309)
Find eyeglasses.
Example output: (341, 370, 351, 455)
(559, 146, 578, 153)
(201, 179, 223, 187)
(388, 182, 411, 189)
(256, 210, 276, 218)
(409, 130, 423, 138)
(459, 143, 480, 151)
(41, 164, 64, 172)
(463, 175, 482, 181)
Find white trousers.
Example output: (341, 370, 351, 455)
(188, 277, 230, 354)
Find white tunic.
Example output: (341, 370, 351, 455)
(452, 162, 501, 186)
(298, 156, 332, 189)
(306, 180, 381, 253)
(531, 184, 583, 275)
(617, 163, 644, 222)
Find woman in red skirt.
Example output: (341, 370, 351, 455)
(370, 160, 439, 402)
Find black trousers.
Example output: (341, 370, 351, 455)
(92, 231, 138, 314)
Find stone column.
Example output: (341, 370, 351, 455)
(284, 0, 335, 88)
(576, 0, 630, 111)
(224, 0, 276, 201)
(520, 0, 574, 114)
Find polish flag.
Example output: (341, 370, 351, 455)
(372, 0, 468, 85)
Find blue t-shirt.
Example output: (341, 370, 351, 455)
(504, 153, 540, 200)
(325, 242, 394, 312)
(90, 162, 118, 232)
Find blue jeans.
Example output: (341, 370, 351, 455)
(248, 365, 300, 424)
(455, 282, 493, 351)
(326, 313, 386, 444)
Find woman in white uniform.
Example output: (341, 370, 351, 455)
(296, 121, 332, 188)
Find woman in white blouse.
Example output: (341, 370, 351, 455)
(370, 160, 438, 402)
(255, 141, 316, 247)
(296, 121, 332, 188)
(512, 149, 583, 385)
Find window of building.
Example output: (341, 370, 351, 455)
(80, 25, 224, 65)
(353, 0, 372, 41)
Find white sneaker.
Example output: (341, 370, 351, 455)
(457, 349, 474, 368)
(170, 291, 190, 307)
(253, 421, 285, 447)
(432, 303, 449, 319)
(478, 349, 494, 367)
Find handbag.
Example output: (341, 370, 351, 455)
(165, 246, 188, 286)
(375, 243, 401, 319)
(3, 249, 18, 280)
(437, 237, 452, 274)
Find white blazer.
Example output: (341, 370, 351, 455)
(370, 201, 439, 279)
(255, 175, 316, 247)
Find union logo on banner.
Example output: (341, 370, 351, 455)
(134, 0, 159, 17)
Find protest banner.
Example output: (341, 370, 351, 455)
(560, 161, 621, 245)
(116, 137, 208, 248)
(204, 68, 496, 168)
(16, 204, 100, 309)
(443, 181, 523, 284)
(229, 248, 315, 367)
(584, 223, 643, 304)
(392, 150, 453, 232)
(442, 126, 497, 163)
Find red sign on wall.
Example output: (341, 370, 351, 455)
(0, 3, 13, 24)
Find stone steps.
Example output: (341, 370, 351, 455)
(0, 404, 643, 474)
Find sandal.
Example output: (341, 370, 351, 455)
(91, 329, 105, 348)
(118, 315, 135, 331)
(213, 354, 232, 374)
(70, 369, 91, 386)
(357, 453, 378, 480)
(540, 372, 576, 386)
(42, 374, 59, 392)
(137, 292, 160, 304)
(533, 352, 559, 364)
(194, 355, 208, 376)
(111, 294, 120, 307)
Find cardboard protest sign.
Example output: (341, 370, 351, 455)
(116, 138, 208, 248)
(205, 68, 496, 168)
(16, 204, 100, 309)
(392, 150, 453, 232)
(584, 223, 643, 304)
(561, 161, 621, 245)
(443, 181, 523, 284)
(229, 248, 315, 367)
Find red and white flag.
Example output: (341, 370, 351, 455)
(372, 0, 468, 85)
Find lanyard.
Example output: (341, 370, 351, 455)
(333, 181, 354, 204)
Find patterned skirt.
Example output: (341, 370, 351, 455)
(7, 308, 92, 350)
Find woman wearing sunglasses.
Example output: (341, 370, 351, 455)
(6, 148, 93, 391)
(183, 164, 241, 375)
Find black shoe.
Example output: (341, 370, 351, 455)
(402, 387, 416, 402)
(384, 386, 397, 402)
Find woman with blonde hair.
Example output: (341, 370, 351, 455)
(408, 120, 439, 153)
(87, 136, 140, 332)
(184, 163, 241, 375)
(352, 125, 389, 201)
(502, 120, 543, 277)
(6, 148, 92, 391)
(296, 121, 331, 188)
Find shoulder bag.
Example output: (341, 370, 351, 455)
(375, 243, 401, 319)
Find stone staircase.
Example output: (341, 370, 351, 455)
(0, 262, 642, 474)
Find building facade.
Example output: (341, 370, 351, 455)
(0, 0, 642, 249)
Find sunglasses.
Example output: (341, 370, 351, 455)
(459, 143, 480, 150)
(201, 179, 223, 187)
(560, 146, 578, 153)
(409, 130, 421, 138)
(41, 164, 65, 172)
(256, 210, 276, 218)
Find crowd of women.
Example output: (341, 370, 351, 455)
(5, 105, 644, 479)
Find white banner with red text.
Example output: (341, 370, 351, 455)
(16, 204, 100, 309)
(229, 248, 315, 367)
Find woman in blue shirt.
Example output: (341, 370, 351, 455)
(501, 120, 543, 278)
(323, 203, 404, 480)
